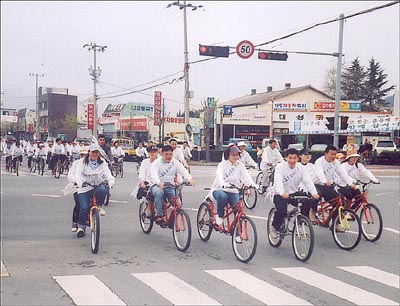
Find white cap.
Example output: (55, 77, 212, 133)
(88, 143, 102, 152)
(237, 141, 247, 147)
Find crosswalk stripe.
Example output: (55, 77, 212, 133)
(205, 269, 311, 305)
(273, 267, 398, 306)
(337, 266, 400, 289)
(53, 275, 126, 305)
(132, 272, 221, 305)
(1, 260, 10, 278)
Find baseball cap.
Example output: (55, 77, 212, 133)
(229, 146, 241, 154)
(88, 143, 102, 152)
(147, 146, 158, 152)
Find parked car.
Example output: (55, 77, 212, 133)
(222, 138, 252, 151)
(287, 143, 304, 151)
(373, 140, 397, 155)
(310, 144, 328, 151)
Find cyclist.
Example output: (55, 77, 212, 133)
(12, 141, 24, 169)
(169, 138, 189, 170)
(26, 140, 36, 169)
(3, 139, 14, 171)
(75, 144, 115, 238)
(136, 142, 148, 165)
(270, 148, 320, 237)
(338, 149, 379, 201)
(314, 145, 356, 204)
(34, 142, 48, 161)
(156, 143, 163, 158)
(256, 145, 263, 170)
(97, 134, 113, 164)
(260, 139, 284, 192)
(149, 145, 194, 224)
(298, 148, 319, 222)
(71, 141, 81, 162)
(181, 141, 192, 165)
(237, 141, 258, 169)
(50, 138, 66, 175)
(208, 145, 257, 227)
(111, 140, 125, 163)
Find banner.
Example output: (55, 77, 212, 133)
(273, 102, 307, 111)
(154, 91, 162, 126)
(0, 115, 18, 123)
(313, 101, 361, 112)
(87, 103, 94, 130)
(117, 118, 148, 131)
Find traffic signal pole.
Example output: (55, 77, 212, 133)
(333, 14, 344, 148)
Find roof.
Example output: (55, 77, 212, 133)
(221, 85, 333, 107)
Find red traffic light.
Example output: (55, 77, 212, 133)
(258, 52, 288, 61)
(199, 44, 230, 58)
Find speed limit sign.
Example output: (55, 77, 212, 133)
(236, 40, 255, 59)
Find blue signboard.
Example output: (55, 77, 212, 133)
(223, 105, 232, 116)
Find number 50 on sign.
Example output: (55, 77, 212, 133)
(236, 40, 255, 59)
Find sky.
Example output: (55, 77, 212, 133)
(1, 1, 399, 116)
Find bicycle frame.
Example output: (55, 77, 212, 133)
(315, 196, 344, 226)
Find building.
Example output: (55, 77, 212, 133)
(37, 87, 77, 141)
(16, 108, 36, 140)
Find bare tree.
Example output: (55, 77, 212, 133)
(323, 65, 337, 98)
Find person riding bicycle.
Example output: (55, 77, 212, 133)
(26, 140, 36, 169)
(169, 138, 190, 170)
(71, 141, 81, 162)
(50, 138, 66, 175)
(111, 140, 125, 163)
(314, 145, 356, 208)
(270, 148, 320, 237)
(3, 139, 14, 171)
(11, 141, 24, 169)
(136, 142, 148, 164)
(237, 141, 258, 169)
(97, 134, 113, 164)
(260, 139, 284, 192)
(208, 145, 257, 227)
(74, 144, 115, 238)
(149, 145, 194, 224)
(156, 143, 163, 158)
(338, 149, 379, 201)
(181, 141, 192, 165)
(34, 142, 48, 161)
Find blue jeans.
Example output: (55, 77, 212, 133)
(77, 186, 108, 229)
(150, 185, 176, 216)
(213, 190, 240, 218)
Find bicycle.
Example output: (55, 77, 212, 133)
(312, 185, 362, 250)
(342, 180, 383, 242)
(266, 193, 315, 262)
(197, 185, 258, 263)
(359, 150, 372, 165)
(138, 182, 192, 252)
(256, 165, 276, 195)
(82, 181, 109, 254)
(242, 166, 258, 209)
(111, 156, 124, 178)
(136, 156, 144, 174)
(36, 154, 46, 176)
(5, 154, 13, 173)
(54, 157, 62, 179)
(28, 152, 36, 173)
(12, 155, 21, 176)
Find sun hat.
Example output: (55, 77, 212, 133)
(344, 149, 360, 160)
(237, 141, 247, 147)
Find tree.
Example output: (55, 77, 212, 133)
(341, 57, 367, 101)
(62, 113, 78, 132)
(323, 65, 337, 98)
(363, 57, 395, 111)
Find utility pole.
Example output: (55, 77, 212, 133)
(219, 109, 224, 150)
(161, 99, 165, 144)
(333, 14, 344, 148)
(83, 42, 107, 139)
(167, 1, 203, 138)
(29, 73, 44, 140)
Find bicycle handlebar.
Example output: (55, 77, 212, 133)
(82, 181, 109, 188)
(164, 181, 192, 188)
(288, 194, 315, 200)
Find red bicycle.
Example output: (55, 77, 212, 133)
(138, 182, 192, 252)
(197, 185, 257, 263)
(343, 180, 382, 242)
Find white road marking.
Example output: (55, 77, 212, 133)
(337, 266, 399, 289)
(384, 227, 400, 234)
(274, 267, 398, 305)
(31, 193, 61, 198)
(109, 200, 128, 204)
(205, 269, 311, 305)
(53, 275, 126, 305)
(375, 192, 396, 196)
(132, 272, 221, 305)
(1, 260, 10, 278)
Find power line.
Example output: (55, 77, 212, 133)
(189, 0, 399, 65)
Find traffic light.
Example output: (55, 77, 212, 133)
(199, 45, 230, 58)
(341, 116, 349, 130)
(325, 117, 335, 130)
(258, 52, 288, 61)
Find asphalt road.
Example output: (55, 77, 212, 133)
(1, 158, 399, 306)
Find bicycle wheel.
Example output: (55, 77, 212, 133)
(55, 161, 60, 178)
(64, 161, 69, 175)
(267, 208, 284, 247)
(232, 215, 257, 263)
(104, 189, 110, 206)
(172, 209, 191, 252)
(119, 163, 123, 178)
(332, 208, 361, 250)
(256, 172, 263, 194)
(197, 202, 213, 241)
(40, 159, 45, 176)
(360, 203, 383, 242)
(30, 159, 36, 173)
(139, 201, 154, 234)
(243, 187, 257, 209)
(292, 215, 314, 262)
(90, 208, 100, 254)
(15, 159, 19, 176)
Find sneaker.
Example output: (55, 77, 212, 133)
(270, 225, 279, 239)
(99, 207, 106, 216)
(309, 210, 317, 223)
(155, 215, 164, 223)
(71, 223, 78, 232)
(215, 216, 223, 226)
(76, 228, 85, 238)
(145, 207, 152, 217)
(335, 224, 345, 232)
(235, 235, 243, 243)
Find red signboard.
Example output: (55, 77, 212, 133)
(87, 103, 94, 130)
(117, 118, 148, 131)
(164, 117, 185, 124)
(154, 91, 162, 126)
